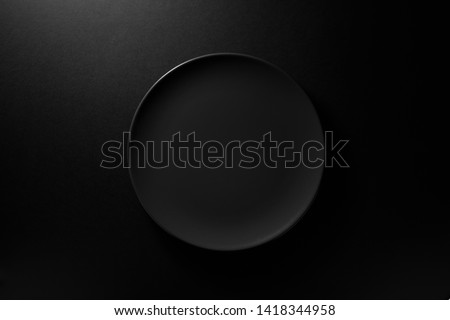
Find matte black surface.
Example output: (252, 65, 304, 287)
(1, 0, 447, 299)
(130, 54, 323, 250)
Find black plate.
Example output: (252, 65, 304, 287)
(129, 53, 323, 250)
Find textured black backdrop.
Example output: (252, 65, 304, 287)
(1, 0, 447, 299)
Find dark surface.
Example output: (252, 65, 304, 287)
(1, 0, 448, 299)
(130, 54, 323, 250)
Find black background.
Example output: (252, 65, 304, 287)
(1, 0, 447, 299)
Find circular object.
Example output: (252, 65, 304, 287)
(129, 53, 323, 250)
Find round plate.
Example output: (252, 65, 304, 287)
(129, 53, 323, 250)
